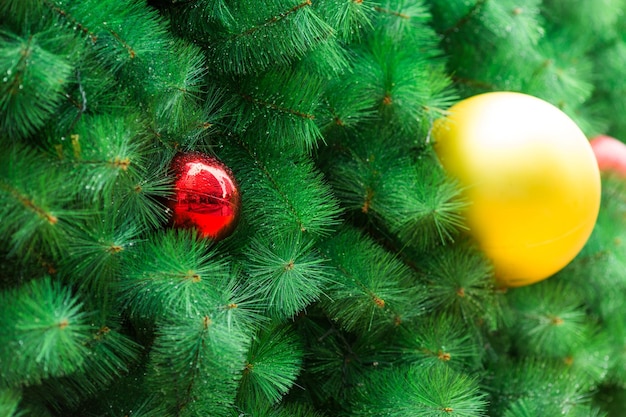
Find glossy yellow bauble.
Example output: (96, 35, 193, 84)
(433, 92, 601, 287)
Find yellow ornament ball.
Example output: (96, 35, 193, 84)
(433, 92, 601, 287)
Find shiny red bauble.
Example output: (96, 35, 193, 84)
(168, 152, 240, 240)
(590, 135, 626, 177)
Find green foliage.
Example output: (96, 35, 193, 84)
(23, 322, 141, 412)
(0, 28, 74, 140)
(0, 388, 21, 417)
(236, 400, 329, 417)
(591, 41, 626, 138)
(313, 0, 377, 42)
(318, 226, 427, 333)
(220, 141, 342, 239)
(503, 398, 607, 417)
(419, 241, 499, 329)
(149, 40, 207, 134)
(0, 277, 91, 388)
(487, 358, 595, 416)
(243, 232, 332, 319)
(2, 0, 626, 415)
(147, 313, 249, 416)
(505, 279, 590, 358)
(119, 229, 232, 319)
(0, 144, 80, 262)
(294, 314, 377, 405)
(237, 323, 304, 407)
(203, 1, 335, 75)
(542, 0, 624, 43)
(388, 313, 484, 372)
(349, 365, 488, 416)
(323, 134, 466, 252)
(53, 112, 150, 200)
(228, 67, 327, 151)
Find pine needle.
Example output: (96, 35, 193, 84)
(118, 229, 231, 319)
(504, 278, 591, 359)
(0, 388, 21, 417)
(237, 323, 303, 406)
(0, 144, 84, 263)
(388, 313, 484, 372)
(318, 226, 428, 333)
(0, 277, 91, 388)
(350, 365, 488, 416)
(0, 28, 73, 139)
(206, 0, 334, 75)
(244, 232, 332, 319)
(147, 313, 250, 416)
(419, 240, 499, 329)
(220, 141, 342, 238)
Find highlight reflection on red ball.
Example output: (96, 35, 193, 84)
(169, 152, 240, 240)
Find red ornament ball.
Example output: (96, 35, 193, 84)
(590, 135, 626, 177)
(168, 152, 240, 240)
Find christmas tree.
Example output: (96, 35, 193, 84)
(2, 0, 626, 416)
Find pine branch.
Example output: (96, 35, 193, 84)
(230, 67, 326, 151)
(243, 232, 332, 319)
(441, 0, 485, 36)
(39, 0, 211, 141)
(318, 226, 428, 333)
(43, 0, 169, 72)
(205, 0, 334, 74)
(565, 329, 612, 387)
(0, 0, 45, 28)
(604, 314, 626, 386)
(237, 323, 303, 407)
(59, 210, 141, 294)
(219, 140, 342, 238)
(150, 40, 207, 134)
(296, 315, 381, 404)
(53, 112, 150, 202)
(112, 165, 173, 231)
(378, 153, 468, 250)
(504, 279, 591, 359)
(238, 400, 329, 417)
(487, 358, 593, 416)
(324, 135, 467, 251)
(542, 0, 624, 44)
(0, 144, 85, 262)
(119, 230, 232, 319)
(419, 241, 500, 329)
(162, 0, 235, 37)
(0, 28, 74, 140)
(387, 313, 484, 372)
(502, 398, 606, 417)
(0, 388, 21, 417)
(48, 58, 120, 139)
(522, 28, 595, 119)
(147, 313, 250, 416)
(349, 365, 488, 416)
(313, 0, 377, 42)
(25, 322, 141, 412)
(328, 22, 456, 137)
(66, 365, 167, 417)
(0, 277, 91, 388)
(374, 0, 435, 42)
(591, 41, 626, 139)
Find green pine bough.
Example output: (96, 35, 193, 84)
(1, 0, 626, 416)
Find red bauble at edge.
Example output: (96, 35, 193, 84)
(168, 152, 241, 241)
(590, 135, 626, 177)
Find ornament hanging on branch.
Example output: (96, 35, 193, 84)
(590, 134, 626, 177)
(433, 92, 601, 287)
(168, 151, 241, 241)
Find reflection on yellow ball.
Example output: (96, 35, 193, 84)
(433, 92, 601, 287)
